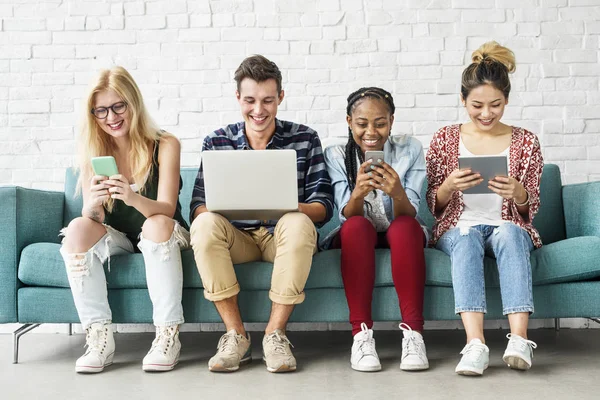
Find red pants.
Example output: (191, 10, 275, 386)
(334, 215, 426, 336)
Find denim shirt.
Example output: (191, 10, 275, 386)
(320, 135, 429, 249)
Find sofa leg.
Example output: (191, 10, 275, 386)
(588, 318, 600, 325)
(68, 323, 73, 336)
(554, 318, 560, 331)
(13, 323, 41, 364)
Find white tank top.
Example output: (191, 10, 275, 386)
(456, 137, 509, 228)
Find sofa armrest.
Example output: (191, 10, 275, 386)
(0, 186, 65, 323)
(562, 181, 600, 239)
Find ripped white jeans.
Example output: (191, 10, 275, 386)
(60, 222, 190, 329)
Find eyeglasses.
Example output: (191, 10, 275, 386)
(91, 102, 128, 119)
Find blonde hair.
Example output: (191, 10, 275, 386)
(461, 41, 516, 100)
(77, 66, 160, 212)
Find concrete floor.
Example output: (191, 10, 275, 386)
(1, 328, 599, 400)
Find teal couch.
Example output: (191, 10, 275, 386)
(2, 164, 600, 361)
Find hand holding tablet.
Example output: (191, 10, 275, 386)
(458, 155, 508, 195)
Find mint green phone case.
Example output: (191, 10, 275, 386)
(91, 156, 119, 177)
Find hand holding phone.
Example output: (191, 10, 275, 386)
(350, 150, 385, 200)
(87, 175, 110, 209)
(364, 150, 384, 173)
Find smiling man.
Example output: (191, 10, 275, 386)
(189, 55, 333, 373)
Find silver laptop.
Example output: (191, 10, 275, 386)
(202, 149, 299, 220)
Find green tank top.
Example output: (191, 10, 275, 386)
(103, 138, 189, 245)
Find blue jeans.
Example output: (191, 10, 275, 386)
(436, 223, 534, 315)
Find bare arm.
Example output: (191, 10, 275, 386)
(342, 160, 379, 219)
(81, 174, 109, 223)
(298, 202, 327, 223)
(392, 190, 417, 218)
(435, 169, 482, 214)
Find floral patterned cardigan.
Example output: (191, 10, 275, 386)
(425, 124, 544, 249)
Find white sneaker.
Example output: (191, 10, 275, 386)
(75, 322, 115, 373)
(399, 323, 429, 371)
(142, 325, 181, 372)
(350, 323, 381, 372)
(455, 338, 490, 376)
(502, 333, 537, 370)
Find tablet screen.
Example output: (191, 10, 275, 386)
(457, 155, 508, 195)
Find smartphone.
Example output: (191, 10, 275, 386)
(364, 150, 384, 172)
(91, 156, 119, 177)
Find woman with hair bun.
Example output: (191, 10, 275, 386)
(426, 42, 543, 376)
(323, 87, 429, 373)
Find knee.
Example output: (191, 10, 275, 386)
(62, 217, 104, 251)
(278, 212, 316, 236)
(451, 227, 484, 252)
(141, 215, 174, 242)
(339, 215, 375, 243)
(493, 223, 522, 240)
(341, 215, 372, 233)
(66, 217, 98, 237)
(493, 223, 530, 250)
(388, 216, 422, 237)
(190, 212, 228, 246)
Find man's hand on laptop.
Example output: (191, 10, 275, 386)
(298, 202, 327, 223)
(192, 205, 208, 221)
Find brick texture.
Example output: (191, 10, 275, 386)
(0, 0, 599, 188)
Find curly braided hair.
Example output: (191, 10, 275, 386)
(344, 87, 396, 190)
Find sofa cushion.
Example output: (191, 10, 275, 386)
(18, 244, 372, 290)
(19, 236, 600, 290)
(421, 236, 600, 287)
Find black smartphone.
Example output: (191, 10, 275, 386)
(364, 150, 385, 172)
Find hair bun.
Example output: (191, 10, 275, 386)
(471, 41, 516, 73)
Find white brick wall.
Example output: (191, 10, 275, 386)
(0, 1, 598, 188)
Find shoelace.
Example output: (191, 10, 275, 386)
(266, 331, 294, 355)
(460, 342, 487, 362)
(506, 334, 538, 353)
(84, 326, 106, 354)
(399, 323, 424, 357)
(356, 322, 377, 356)
(217, 331, 241, 354)
(150, 327, 175, 355)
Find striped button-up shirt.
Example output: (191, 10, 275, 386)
(190, 119, 334, 232)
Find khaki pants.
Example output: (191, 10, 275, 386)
(190, 212, 317, 305)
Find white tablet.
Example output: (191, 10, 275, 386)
(458, 155, 509, 195)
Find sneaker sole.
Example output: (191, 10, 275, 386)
(265, 364, 296, 373)
(351, 363, 382, 372)
(209, 356, 252, 372)
(503, 355, 531, 370)
(455, 364, 488, 376)
(143, 361, 178, 372)
(400, 362, 429, 371)
(143, 353, 180, 372)
(76, 353, 114, 374)
(263, 357, 296, 373)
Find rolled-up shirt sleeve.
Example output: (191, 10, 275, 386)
(324, 146, 351, 225)
(189, 137, 213, 222)
(303, 133, 334, 226)
(401, 141, 426, 218)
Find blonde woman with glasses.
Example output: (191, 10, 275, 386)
(59, 66, 190, 373)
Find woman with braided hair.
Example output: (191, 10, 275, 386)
(322, 87, 429, 372)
